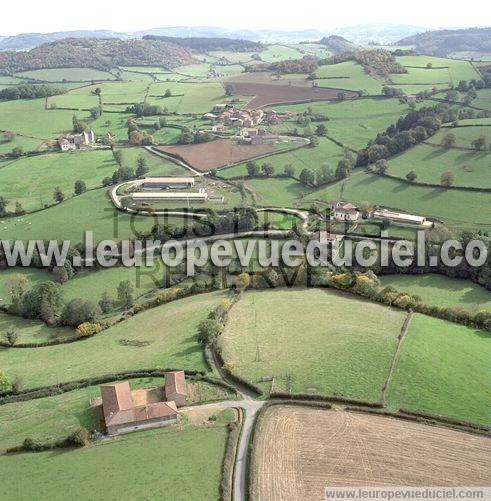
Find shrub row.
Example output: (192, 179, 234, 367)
(344, 407, 488, 435)
(220, 418, 241, 501)
(6, 427, 90, 454)
(398, 408, 489, 432)
(0, 369, 204, 404)
(269, 392, 384, 408)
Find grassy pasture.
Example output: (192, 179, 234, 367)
(15, 68, 116, 82)
(147, 81, 227, 114)
(219, 137, 344, 179)
(289, 43, 331, 59)
(0, 425, 227, 501)
(220, 288, 405, 400)
(471, 89, 491, 111)
(0, 187, 188, 244)
(0, 134, 44, 155)
(306, 170, 491, 231)
(314, 61, 383, 94)
(245, 178, 311, 206)
(387, 314, 490, 425)
(429, 123, 491, 148)
(259, 44, 304, 63)
(47, 85, 101, 110)
(0, 312, 73, 344)
(0, 150, 118, 212)
(379, 274, 491, 313)
(387, 143, 491, 189)
(209, 51, 257, 64)
(89, 112, 134, 141)
(174, 62, 212, 78)
(0, 290, 226, 390)
(98, 81, 149, 107)
(0, 99, 85, 138)
(393, 56, 482, 88)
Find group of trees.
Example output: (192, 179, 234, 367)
(126, 103, 166, 117)
(245, 160, 275, 178)
(178, 128, 214, 144)
(0, 84, 66, 101)
(102, 151, 150, 186)
(3, 271, 139, 334)
(356, 103, 456, 167)
(0, 196, 24, 217)
(126, 118, 155, 146)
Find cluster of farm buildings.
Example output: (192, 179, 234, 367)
(128, 177, 224, 204)
(329, 200, 431, 227)
(203, 104, 292, 144)
(98, 371, 187, 436)
(58, 130, 96, 151)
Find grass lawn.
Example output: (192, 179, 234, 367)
(314, 61, 383, 95)
(387, 314, 490, 425)
(15, 68, 116, 82)
(379, 274, 491, 313)
(0, 290, 226, 390)
(387, 143, 491, 189)
(0, 312, 73, 344)
(0, 150, 118, 212)
(0, 425, 227, 501)
(219, 288, 405, 401)
(306, 170, 491, 231)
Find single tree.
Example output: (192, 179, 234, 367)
(53, 187, 65, 203)
(74, 180, 87, 195)
(406, 170, 418, 182)
(5, 328, 18, 346)
(440, 171, 455, 188)
(441, 133, 456, 149)
(117, 280, 134, 309)
(0, 371, 9, 392)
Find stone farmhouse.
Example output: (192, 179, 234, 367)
(58, 130, 95, 152)
(100, 371, 188, 436)
(329, 201, 360, 222)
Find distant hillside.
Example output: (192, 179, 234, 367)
(142, 35, 263, 52)
(0, 38, 196, 75)
(0, 30, 125, 52)
(319, 35, 359, 54)
(398, 27, 491, 56)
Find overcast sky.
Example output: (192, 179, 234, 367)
(1, 0, 489, 35)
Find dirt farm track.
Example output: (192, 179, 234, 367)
(250, 406, 491, 501)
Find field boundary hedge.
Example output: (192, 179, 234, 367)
(344, 406, 489, 436)
(0, 368, 205, 404)
(220, 409, 242, 501)
(368, 169, 491, 193)
(269, 392, 384, 408)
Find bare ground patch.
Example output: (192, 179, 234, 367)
(155, 138, 276, 171)
(227, 77, 358, 108)
(251, 405, 491, 501)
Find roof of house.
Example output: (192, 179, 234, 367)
(139, 177, 195, 184)
(101, 381, 179, 427)
(165, 371, 187, 397)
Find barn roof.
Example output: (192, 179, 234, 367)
(165, 371, 187, 397)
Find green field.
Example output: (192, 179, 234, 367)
(428, 123, 491, 148)
(0, 150, 118, 211)
(0, 98, 86, 138)
(0, 134, 45, 156)
(245, 178, 311, 207)
(0, 290, 226, 390)
(306, 170, 491, 231)
(220, 288, 405, 400)
(387, 314, 490, 424)
(0, 425, 227, 501)
(314, 61, 383, 94)
(471, 89, 491, 111)
(0, 312, 73, 344)
(15, 68, 116, 82)
(393, 56, 482, 90)
(47, 85, 101, 109)
(387, 142, 491, 189)
(379, 274, 491, 313)
(259, 44, 304, 63)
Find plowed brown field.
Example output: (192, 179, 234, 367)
(251, 406, 491, 501)
(155, 138, 276, 171)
